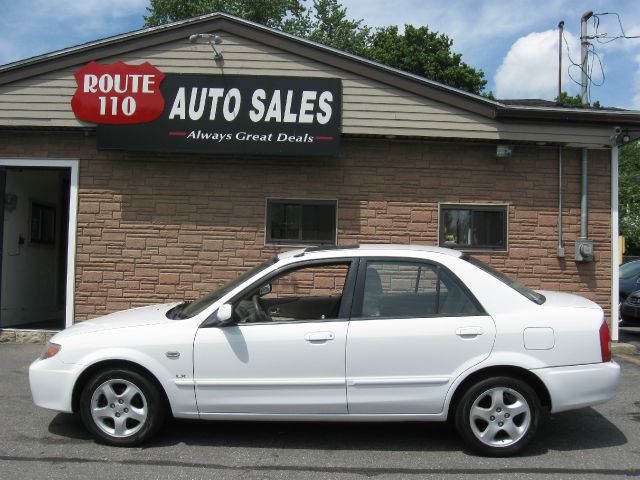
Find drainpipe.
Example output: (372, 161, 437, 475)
(611, 145, 619, 341)
(557, 146, 565, 257)
(580, 148, 588, 239)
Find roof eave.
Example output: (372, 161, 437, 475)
(0, 13, 499, 119)
(496, 106, 640, 126)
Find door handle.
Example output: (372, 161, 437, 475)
(305, 331, 335, 342)
(455, 326, 484, 337)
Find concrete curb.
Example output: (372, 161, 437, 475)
(0, 329, 58, 344)
(612, 341, 639, 355)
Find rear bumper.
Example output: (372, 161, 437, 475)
(533, 361, 620, 413)
(29, 356, 79, 413)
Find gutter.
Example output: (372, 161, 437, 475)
(495, 106, 640, 126)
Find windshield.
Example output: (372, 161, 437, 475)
(464, 255, 546, 305)
(620, 261, 640, 280)
(168, 256, 277, 319)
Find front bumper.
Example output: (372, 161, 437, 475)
(533, 361, 620, 413)
(29, 356, 80, 413)
(621, 302, 640, 324)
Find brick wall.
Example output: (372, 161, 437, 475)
(0, 131, 613, 321)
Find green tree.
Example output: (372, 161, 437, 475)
(620, 141, 640, 254)
(365, 25, 486, 94)
(144, 0, 305, 29)
(144, 0, 487, 95)
(285, 0, 370, 56)
(555, 91, 602, 109)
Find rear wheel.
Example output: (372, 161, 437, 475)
(79, 368, 166, 446)
(454, 376, 540, 456)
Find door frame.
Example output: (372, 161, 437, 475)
(0, 158, 79, 328)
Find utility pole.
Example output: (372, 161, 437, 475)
(580, 11, 593, 105)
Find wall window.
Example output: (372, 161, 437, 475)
(30, 201, 56, 245)
(266, 199, 337, 245)
(439, 204, 507, 251)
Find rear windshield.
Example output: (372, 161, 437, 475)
(620, 261, 640, 280)
(464, 255, 546, 305)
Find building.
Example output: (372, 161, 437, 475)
(0, 13, 638, 340)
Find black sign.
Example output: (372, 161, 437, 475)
(97, 74, 342, 157)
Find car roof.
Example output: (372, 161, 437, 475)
(277, 244, 464, 261)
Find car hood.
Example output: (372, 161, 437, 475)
(53, 303, 180, 340)
(536, 290, 601, 309)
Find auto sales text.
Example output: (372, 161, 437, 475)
(168, 87, 333, 124)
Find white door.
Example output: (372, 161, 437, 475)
(193, 260, 356, 414)
(194, 321, 348, 414)
(346, 259, 496, 414)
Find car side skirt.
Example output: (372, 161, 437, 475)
(190, 412, 449, 422)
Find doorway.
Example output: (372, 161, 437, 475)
(0, 159, 78, 330)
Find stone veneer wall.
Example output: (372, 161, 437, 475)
(0, 131, 612, 322)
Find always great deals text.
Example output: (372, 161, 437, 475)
(180, 130, 318, 143)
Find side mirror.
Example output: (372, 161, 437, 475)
(216, 303, 234, 326)
(258, 283, 272, 297)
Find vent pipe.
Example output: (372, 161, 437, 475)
(558, 20, 564, 102)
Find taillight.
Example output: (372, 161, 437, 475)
(599, 321, 611, 362)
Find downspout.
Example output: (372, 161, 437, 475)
(611, 145, 619, 341)
(580, 148, 588, 239)
(557, 146, 565, 257)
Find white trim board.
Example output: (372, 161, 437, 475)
(0, 158, 79, 328)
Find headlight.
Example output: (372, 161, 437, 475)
(40, 342, 61, 360)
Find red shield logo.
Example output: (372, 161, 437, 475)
(71, 61, 165, 124)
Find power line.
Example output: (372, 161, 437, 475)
(561, 11, 638, 103)
(591, 12, 640, 43)
(562, 30, 585, 88)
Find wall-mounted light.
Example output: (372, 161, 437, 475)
(611, 126, 632, 146)
(496, 145, 513, 158)
(189, 33, 224, 61)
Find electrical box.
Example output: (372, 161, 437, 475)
(575, 238, 594, 262)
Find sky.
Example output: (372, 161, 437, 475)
(0, 0, 639, 109)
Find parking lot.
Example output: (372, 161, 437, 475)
(1, 342, 639, 480)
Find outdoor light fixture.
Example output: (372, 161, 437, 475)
(496, 145, 513, 158)
(189, 33, 224, 61)
(611, 126, 632, 146)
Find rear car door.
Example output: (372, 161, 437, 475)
(346, 258, 496, 414)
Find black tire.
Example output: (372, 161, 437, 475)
(79, 368, 166, 446)
(454, 376, 540, 457)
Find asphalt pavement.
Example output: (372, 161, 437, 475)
(1, 343, 639, 479)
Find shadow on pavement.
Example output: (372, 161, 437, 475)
(48, 406, 626, 456)
(47, 413, 92, 440)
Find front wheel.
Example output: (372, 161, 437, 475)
(454, 376, 540, 456)
(79, 368, 166, 446)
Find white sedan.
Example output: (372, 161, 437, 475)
(29, 244, 619, 456)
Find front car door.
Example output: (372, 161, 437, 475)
(346, 257, 496, 414)
(193, 258, 357, 415)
